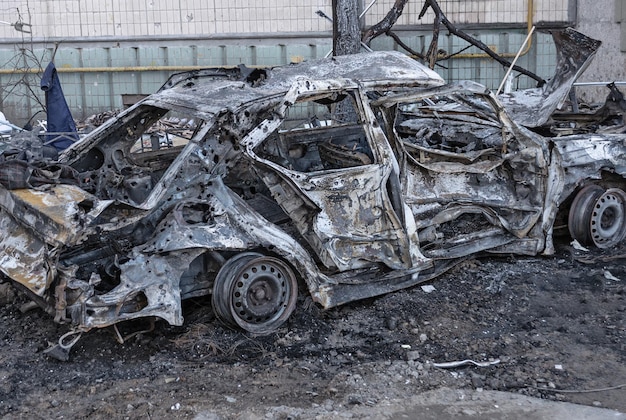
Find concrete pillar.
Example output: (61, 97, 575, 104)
(576, 0, 626, 102)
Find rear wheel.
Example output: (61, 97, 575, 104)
(212, 252, 298, 334)
(568, 185, 626, 248)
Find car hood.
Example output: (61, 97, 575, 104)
(499, 28, 602, 128)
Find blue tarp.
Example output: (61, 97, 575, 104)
(40, 62, 79, 150)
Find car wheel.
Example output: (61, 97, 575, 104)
(568, 185, 626, 248)
(212, 252, 298, 334)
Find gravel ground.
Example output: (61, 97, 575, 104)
(1, 238, 625, 419)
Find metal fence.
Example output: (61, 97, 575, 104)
(0, 0, 574, 38)
(0, 0, 575, 126)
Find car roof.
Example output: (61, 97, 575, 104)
(143, 51, 446, 118)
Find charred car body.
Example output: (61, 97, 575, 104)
(0, 28, 624, 358)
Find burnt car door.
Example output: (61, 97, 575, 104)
(371, 81, 550, 259)
(243, 80, 429, 272)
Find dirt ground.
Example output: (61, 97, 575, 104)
(1, 237, 625, 419)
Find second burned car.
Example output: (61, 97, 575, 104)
(0, 28, 624, 358)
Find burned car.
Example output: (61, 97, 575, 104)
(0, 29, 624, 359)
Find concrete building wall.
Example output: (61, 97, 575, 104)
(576, 0, 626, 102)
(0, 0, 570, 39)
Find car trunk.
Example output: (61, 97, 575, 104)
(0, 184, 111, 296)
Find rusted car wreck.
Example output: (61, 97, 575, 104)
(0, 28, 624, 359)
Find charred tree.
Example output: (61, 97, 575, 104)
(332, 0, 361, 56)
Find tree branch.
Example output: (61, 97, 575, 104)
(421, 0, 544, 84)
(386, 31, 426, 61)
(387, 30, 450, 70)
(361, 0, 409, 45)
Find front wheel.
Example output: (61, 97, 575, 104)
(212, 252, 298, 334)
(568, 185, 626, 248)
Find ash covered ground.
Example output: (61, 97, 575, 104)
(1, 239, 625, 419)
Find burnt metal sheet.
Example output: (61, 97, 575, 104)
(0, 185, 110, 295)
(499, 28, 602, 128)
(4, 186, 108, 245)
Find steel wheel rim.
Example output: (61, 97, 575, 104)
(212, 253, 298, 334)
(590, 188, 626, 248)
(568, 184, 604, 245)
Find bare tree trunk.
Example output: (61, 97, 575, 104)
(332, 0, 361, 56)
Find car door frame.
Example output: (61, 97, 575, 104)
(240, 78, 429, 272)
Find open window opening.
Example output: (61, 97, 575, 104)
(256, 91, 375, 173)
(71, 105, 204, 206)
